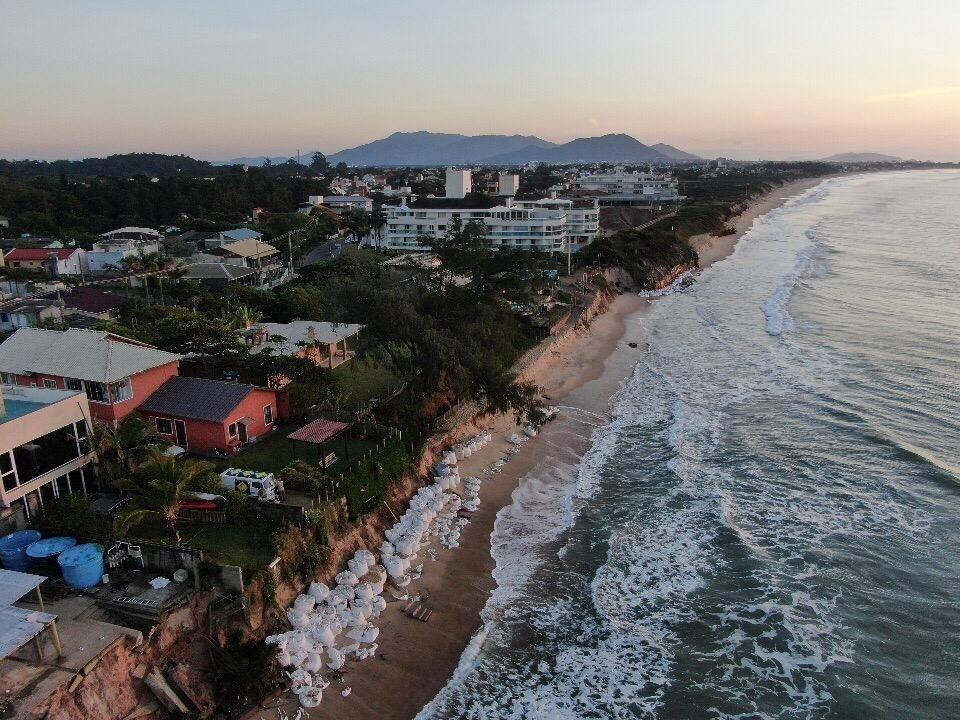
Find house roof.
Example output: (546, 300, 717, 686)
(245, 321, 363, 354)
(60, 287, 126, 314)
(138, 376, 258, 423)
(4, 248, 77, 261)
(0, 297, 62, 315)
(182, 263, 256, 281)
(215, 238, 279, 260)
(221, 228, 262, 242)
(287, 418, 350, 445)
(0, 328, 180, 384)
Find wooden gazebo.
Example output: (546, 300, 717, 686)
(288, 418, 351, 469)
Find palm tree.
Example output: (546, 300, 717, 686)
(91, 416, 166, 488)
(118, 450, 218, 544)
(231, 305, 263, 330)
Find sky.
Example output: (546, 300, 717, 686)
(2, 0, 959, 162)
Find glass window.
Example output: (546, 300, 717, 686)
(155, 418, 173, 435)
(1, 372, 15, 385)
(42, 378, 57, 389)
(12, 422, 83, 483)
(1, 451, 16, 492)
(110, 377, 133, 403)
(86, 381, 107, 403)
(263, 405, 273, 425)
(228, 423, 238, 438)
(65, 378, 83, 391)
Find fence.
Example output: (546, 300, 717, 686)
(179, 508, 227, 524)
(246, 498, 306, 525)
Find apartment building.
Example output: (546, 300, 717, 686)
(87, 227, 163, 273)
(382, 195, 599, 254)
(0, 384, 97, 521)
(574, 168, 683, 205)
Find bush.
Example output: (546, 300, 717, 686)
(277, 460, 327, 495)
(343, 440, 409, 519)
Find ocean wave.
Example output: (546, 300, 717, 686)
(762, 242, 816, 336)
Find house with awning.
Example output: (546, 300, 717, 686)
(241, 321, 363, 369)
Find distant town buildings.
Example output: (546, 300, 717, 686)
(444, 168, 472, 199)
(305, 195, 373, 214)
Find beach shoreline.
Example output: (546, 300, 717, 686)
(257, 175, 829, 720)
(689, 175, 827, 268)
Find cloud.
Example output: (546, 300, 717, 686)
(865, 86, 960, 103)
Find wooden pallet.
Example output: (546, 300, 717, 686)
(402, 601, 433, 622)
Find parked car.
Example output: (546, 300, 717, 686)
(89, 493, 133, 521)
(219, 468, 277, 502)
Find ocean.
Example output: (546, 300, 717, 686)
(417, 170, 960, 720)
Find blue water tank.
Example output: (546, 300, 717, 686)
(0, 529, 42, 572)
(25, 536, 77, 576)
(57, 543, 105, 590)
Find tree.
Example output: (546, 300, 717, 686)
(335, 162, 349, 177)
(91, 416, 166, 488)
(118, 450, 219, 544)
(310, 151, 330, 175)
(370, 205, 387, 250)
(340, 208, 372, 245)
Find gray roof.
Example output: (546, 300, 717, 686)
(0, 328, 181, 384)
(182, 262, 256, 281)
(246, 321, 363, 355)
(138, 376, 256, 422)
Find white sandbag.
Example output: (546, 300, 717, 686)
(355, 582, 374, 601)
(326, 646, 344, 670)
(311, 623, 336, 647)
(293, 594, 316, 614)
(442, 450, 457, 465)
(308, 581, 330, 602)
(335, 570, 359, 587)
(304, 652, 324, 673)
(299, 685, 322, 708)
(347, 557, 369, 576)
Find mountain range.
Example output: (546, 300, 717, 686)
(216, 132, 701, 167)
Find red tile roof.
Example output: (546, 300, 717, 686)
(287, 418, 350, 444)
(5, 248, 77, 261)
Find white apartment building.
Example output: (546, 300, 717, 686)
(445, 168, 472, 199)
(382, 196, 599, 254)
(574, 168, 683, 204)
(497, 173, 520, 196)
(306, 195, 373, 213)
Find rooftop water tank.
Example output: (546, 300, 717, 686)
(0, 529, 42, 572)
(58, 543, 105, 590)
(25, 536, 77, 576)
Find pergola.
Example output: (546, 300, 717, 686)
(0, 569, 63, 662)
(288, 418, 351, 470)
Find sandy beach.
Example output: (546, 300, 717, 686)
(254, 176, 828, 720)
(689, 176, 827, 268)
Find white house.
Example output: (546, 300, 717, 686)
(305, 195, 373, 213)
(86, 227, 162, 273)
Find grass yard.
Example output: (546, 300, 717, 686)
(131, 520, 276, 571)
(209, 424, 378, 477)
(337, 355, 403, 411)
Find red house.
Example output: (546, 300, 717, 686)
(137, 376, 287, 455)
(0, 328, 181, 426)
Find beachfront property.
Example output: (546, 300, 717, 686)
(241, 320, 363, 369)
(305, 195, 373, 213)
(2, 247, 88, 276)
(378, 168, 599, 253)
(86, 227, 162, 273)
(0, 384, 97, 521)
(0, 328, 181, 426)
(136, 375, 284, 455)
(574, 168, 683, 205)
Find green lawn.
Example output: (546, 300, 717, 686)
(209, 424, 378, 477)
(337, 355, 403, 411)
(132, 520, 276, 571)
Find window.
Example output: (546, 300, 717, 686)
(228, 423, 238, 438)
(263, 405, 274, 425)
(155, 418, 173, 435)
(110, 377, 133, 403)
(12, 422, 84, 483)
(0, 372, 15, 385)
(85, 381, 107, 403)
(42, 378, 57, 389)
(1, 452, 17, 492)
(65, 378, 83, 391)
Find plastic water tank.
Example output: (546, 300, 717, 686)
(57, 543, 105, 590)
(0, 529, 42, 572)
(25, 536, 77, 576)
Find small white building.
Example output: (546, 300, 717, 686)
(86, 227, 162, 273)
